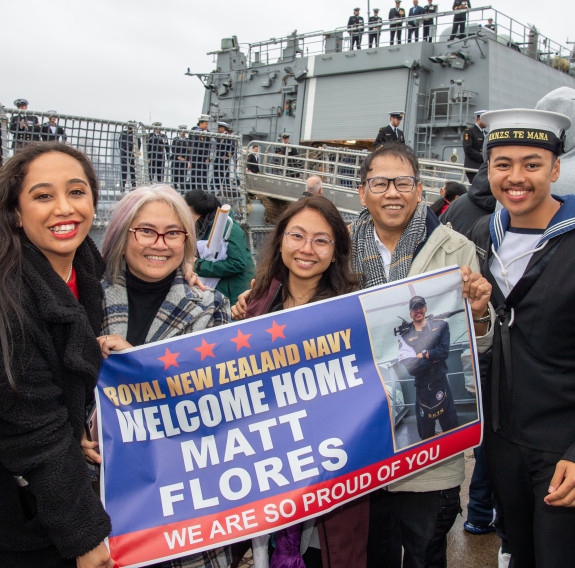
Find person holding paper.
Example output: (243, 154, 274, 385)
(185, 189, 254, 305)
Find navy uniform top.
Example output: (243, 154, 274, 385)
(374, 124, 405, 148)
(389, 7, 406, 21)
(347, 15, 365, 34)
(399, 318, 450, 388)
(423, 3, 438, 21)
(462, 124, 485, 170)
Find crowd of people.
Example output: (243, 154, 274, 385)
(2, 88, 575, 568)
(346, 1, 482, 48)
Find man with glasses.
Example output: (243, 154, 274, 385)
(350, 143, 492, 568)
(398, 295, 458, 440)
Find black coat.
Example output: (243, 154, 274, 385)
(10, 113, 40, 144)
(246, 152, 260, 173)
(423, 3, 438, 22)
(462, 123, 485, 170)
(439, 162, 495, 236)
(40, 123, 67, 142)
(374, 125, 405, 148)
(469, 213, 575, 461)
(0, 238, 111, 566)
(389, 7, 406, 23)
(147, 131, 169, 162)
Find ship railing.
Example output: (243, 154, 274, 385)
(0, 107, 247, 229)
(241, 7, 571, 66)
(243, 140, 471, 215)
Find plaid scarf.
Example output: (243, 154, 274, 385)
(350, 202, 428, 288)
(101, 268, 231, 342)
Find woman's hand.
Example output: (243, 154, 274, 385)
(231, 279, 255, 320)
(81, 430, 101, 464)
(97, 334, 132, 359)
(183, 261, 206, 291)
(76, 542, 114, 568)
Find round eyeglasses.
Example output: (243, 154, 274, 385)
(283, 232, 335, 255)
(129, 227, 188, 247)
(365, 176, 418, 194)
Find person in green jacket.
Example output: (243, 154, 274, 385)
(185, 189, 255, 305)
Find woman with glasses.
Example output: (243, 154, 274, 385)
(234, 197, 360, 568)
(98, 185, 231, 568)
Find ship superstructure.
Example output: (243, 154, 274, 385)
(195, 6, 575, 163)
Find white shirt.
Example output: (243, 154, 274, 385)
(373, 227, 392, 279)
(490, 227, 546, 296)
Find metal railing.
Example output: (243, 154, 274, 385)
(238, 7, 572, 70)
(0, 107, 247, 227)
(244, 140, 471, 207)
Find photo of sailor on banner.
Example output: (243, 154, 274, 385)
(95, 267, 482, 567)
(360, 271, 479, 452)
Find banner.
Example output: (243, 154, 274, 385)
(96, 266, 483, 567)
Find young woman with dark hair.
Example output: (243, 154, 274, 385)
(246, 196, 357, 316)
(233, 196, 362, 568)
(0, 142, 113, 567)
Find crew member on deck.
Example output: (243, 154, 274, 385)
(347, 7, 365, 50)
(374, 111, 406, 149)
(422, 0, 438, 42)
(10, 98, 39, 150)
(40, 112, 67, 142)
(388, 0, 406, 45)
(407, 0, 424, 43)
(368, 8, 383, 47)
(463, 110, 487, 183)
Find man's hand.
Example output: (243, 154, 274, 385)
(461, 265, 491, 317)
(545, 460, 575, 507)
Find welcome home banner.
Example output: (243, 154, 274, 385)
(97, 267, 483, 567)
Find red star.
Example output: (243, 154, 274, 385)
(195, 338, 217, 360)
(158, 348, 180, 370)
(230, 329, 252, 351)
(266, 320, 286, 342)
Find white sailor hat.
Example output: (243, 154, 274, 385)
(217, 121, 230, 129)
(178, 124, 188, 130)
(390, 111, 405, 118)
(152, 121, 162, 127)
(197, 114, 210, 123)
(474, 109, 488, 116)
(14, 98, 28, 107)
(374, 7, 380, 11)
(482, 108, 571, 155)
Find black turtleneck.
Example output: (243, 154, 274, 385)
(126, 268, 176, 346)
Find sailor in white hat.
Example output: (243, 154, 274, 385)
(469, 107, 575, 567)
(463, 109, 489, 183)
(373, 111, 405, 149)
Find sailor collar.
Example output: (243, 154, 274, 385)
(490, 194, 575, 251)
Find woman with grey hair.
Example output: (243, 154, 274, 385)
(98, 184, 231, 568)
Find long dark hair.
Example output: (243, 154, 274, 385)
(0, 142, 99, 389)
(251, 197, 357, 303)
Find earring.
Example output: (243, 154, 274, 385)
(94, 213, 97, 219)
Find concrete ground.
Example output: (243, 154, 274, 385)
(237, 449, 502, 567)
